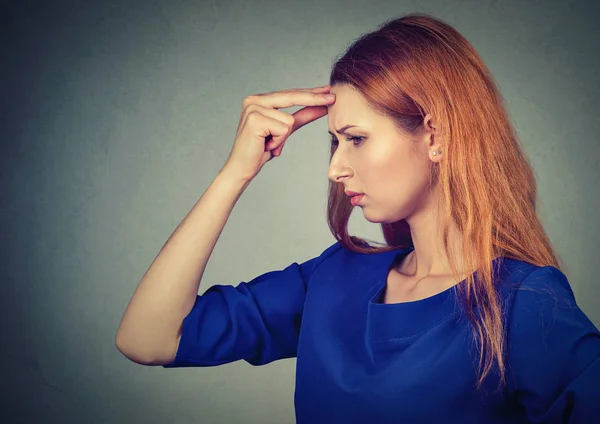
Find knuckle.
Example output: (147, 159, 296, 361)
(276, 122, 288, 135)
(242, 95, 257, 108)
(246, 111, 261, 122)
(275, 112, 294, 129)
(286, 115, 295, 128)
(244, 104, 258, 115)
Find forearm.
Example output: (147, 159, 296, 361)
(115, 167, 252, 364)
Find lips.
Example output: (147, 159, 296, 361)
(350, 194, 364, 206)
(345, 190, 363, 197)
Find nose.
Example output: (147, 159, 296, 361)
(327, 149, 353, 183)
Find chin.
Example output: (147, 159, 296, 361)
(361, 208, 391, 224)
(364, 216, 381, 224)
(362, 207, 408, 225)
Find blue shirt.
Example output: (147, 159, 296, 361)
(163, 242, 600, 423)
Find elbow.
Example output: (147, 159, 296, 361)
(115, 332, 177, 366)
(115, 332, 154, 365)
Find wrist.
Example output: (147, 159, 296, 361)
(216, 165, 254, 188)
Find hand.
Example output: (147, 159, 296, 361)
(220, 85, 336, 181)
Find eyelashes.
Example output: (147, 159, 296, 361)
(330, 136, 365, 147)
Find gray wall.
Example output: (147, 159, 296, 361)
(1, 0, 598, 422)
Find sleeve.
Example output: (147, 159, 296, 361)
(161, 241, 342, 368)
(506, 265, 600, 423)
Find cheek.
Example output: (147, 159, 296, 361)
(363, 145, 412, 185)
(364, 145, 430, 202)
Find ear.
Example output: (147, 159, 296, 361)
(422, 114, 443, 162)
(423, 114, 437, 134)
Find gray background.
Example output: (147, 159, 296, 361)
(1, 0, 599, 422)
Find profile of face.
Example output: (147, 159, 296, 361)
(326, 84, 441, 224)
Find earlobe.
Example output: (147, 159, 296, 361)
(427, 134, 443, 161)
(423, 116, 442, 161)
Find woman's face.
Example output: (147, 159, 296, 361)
(326, 84, 439, 224)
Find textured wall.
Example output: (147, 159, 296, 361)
(1, 0, 599, 422)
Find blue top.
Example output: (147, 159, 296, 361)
(163, 242, 600, 423)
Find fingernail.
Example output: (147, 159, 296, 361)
(324, 94, 335, 99)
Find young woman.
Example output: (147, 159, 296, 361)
(116, 13, 600, 423)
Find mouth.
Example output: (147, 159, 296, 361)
(344, 190, 363, 197)
(349, 194, 364, 206)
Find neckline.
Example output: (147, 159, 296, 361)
(370, 246, 458, 306)
(366, 246, 460, 341)
(365, 247, 511, 341)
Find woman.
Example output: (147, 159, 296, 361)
(115, 13, 600, 423)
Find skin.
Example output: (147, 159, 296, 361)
(326, 84, 469, 295)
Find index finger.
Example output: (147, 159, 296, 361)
(250, 90, 335, 110)
(271, 85, 331, 94)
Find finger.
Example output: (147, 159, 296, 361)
(243, 106, 295, 157)
(254, 85, 330, 97)
(271, 105, 329, 157)
(253, 116, 288, 138)
(290, 105, 329, 133)
(243, 104, 295, 129)
(292, 85, 331, 93)
(249, 91, 335, 110)
(248, 113, 290, 149)
(278, 85, 331, 93)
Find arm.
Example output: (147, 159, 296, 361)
(115, 167, 252, 365)
(115, 85, 335, 366)
(161, 242, 340, 368)
(506, 266, 600, 422)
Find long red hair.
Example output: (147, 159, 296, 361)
(326, 13, 562, 391)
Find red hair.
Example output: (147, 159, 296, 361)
(326, 13, 562, 391)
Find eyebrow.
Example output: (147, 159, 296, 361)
(327, 125, 359, 136)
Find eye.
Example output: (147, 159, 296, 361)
(348, 136, 365, 146)
(329, 135, 365, 147)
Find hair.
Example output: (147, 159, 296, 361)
(326, 13, 562, 392)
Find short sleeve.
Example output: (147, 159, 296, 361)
(506, 265, 600, 422)
(162, 241, 341, 368)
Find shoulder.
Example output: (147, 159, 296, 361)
(497, 259, 597, 343)
(494, 260, 588, 338)
(298, 241, 345, 280)
(501, 260, 600, 413)
(311, 240, 385, 265)
(320, 240, 345, 258)
(313, 240, 401, 268)
(302, 241, 396, 285)
(497, 260, 576, 308)
(309, 240, 345, 270)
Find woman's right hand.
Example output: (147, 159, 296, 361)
(220, 85, 336, 181)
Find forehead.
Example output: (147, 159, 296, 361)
(326, 85, 389, 130)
